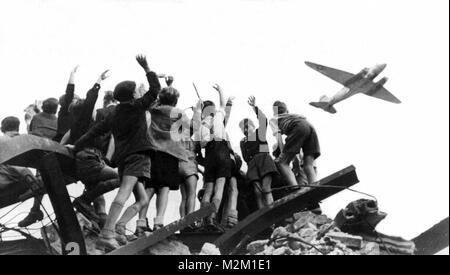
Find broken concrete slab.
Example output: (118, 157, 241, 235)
(325, 232, 363, 249)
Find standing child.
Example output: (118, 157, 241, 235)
(73, 55, 160, 251)
(135, 83, 190, 234)
(239, 96, 278, 209)
(269, 101, 320, 187)
(196, 84, 233, 230)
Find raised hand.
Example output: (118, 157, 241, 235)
(212, 84, 223, 94)
(165, 76, 174, 87)
(69, 65, 79, 84)
(227, 96, 236, 104)
(97, 70, 110, 84)
(136, 54, 150, 73)
(248, 96, 256, 107)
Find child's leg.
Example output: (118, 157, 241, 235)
(93, 195, 106, 215)
(276, 152, 298, 187)
(211, 177, 226, 212)
(101, 175, 138, 237)
(179, 183, 187, 218)
(261, 174, 274, 206)
(253, 182, 265, 209)
(201, 182, 214, 207)
(225, 177, 238, 215)
(117, 182, 148, 227)
(303, 155, 317, 184)
(154, 187, 170, 228)
(185, 175, 198, 215)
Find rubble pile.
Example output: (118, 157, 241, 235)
(247, 211, 378, 255)
(246, 200, 416, 256)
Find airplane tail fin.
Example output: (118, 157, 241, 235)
(310, 96, 337, 114)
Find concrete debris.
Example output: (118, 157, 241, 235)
(199, 243, 221, 255)
(247, 211, 382, 255)
(325, 231, 363, 249)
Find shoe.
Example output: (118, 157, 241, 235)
(18, 210, 44, 227)
(115, 224, 128, 246)
(96, 235, 121, 252)
(153, 224, 164, 231)
(134, 226, 152, 238)
(73, 198, 100, 222)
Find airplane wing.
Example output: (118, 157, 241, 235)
(364, 86, 401, 104)
(305, 61, 355, 85)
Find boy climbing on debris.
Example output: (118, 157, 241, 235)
(72, 55, 160, 251)
(62, 69, 120, 227)
(239, 96, 278, 209)
(270, 101, 320, 187)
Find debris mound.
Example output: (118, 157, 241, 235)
(246, 201, 416, 255)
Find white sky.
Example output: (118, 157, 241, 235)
(0, 0, 448, 251)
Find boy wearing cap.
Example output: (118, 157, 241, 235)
(73, 55, 160, 251)
(270, 101, 320, 187)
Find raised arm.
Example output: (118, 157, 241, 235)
(69, 70, 109, 143)
(213, 84, 226, 108)
(60, 66, 78, 114)
(248, 96, 268, 137)
(136, 54, 160, 108)
(224, 96, 235, 127)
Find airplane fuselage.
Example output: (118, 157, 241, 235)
(328, 64, 387, 106)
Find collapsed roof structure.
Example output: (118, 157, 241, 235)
(0, 135, 448, 255)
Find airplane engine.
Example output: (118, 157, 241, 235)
(377, 76, 389, 86)
(366, 77, 388, 95)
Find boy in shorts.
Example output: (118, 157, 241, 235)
(196, 84, 233, 229)
(240, 96, 278, 209)
(73, 55, 160, 251)
(269, 101, 320, 187)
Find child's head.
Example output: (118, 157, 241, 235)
(113, 81, 137, 102)
(1, 116, 20, 134)
(239, 118, 256, 136)
(273, 100, 288, 116)
(201, 100, 216, 120)
(42, 98, 59, 114)
(159, 87, 180, 106)
(103, 91, 117, 108)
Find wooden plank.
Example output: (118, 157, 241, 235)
(39, 153, 87, 255)
(108, 203, 216, 255)
(413, 217, 449, 255)
(214, 165, 359, 255)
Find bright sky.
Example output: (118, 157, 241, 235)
(0, 0, 448, 251)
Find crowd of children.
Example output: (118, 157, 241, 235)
(0, 54, 321, 252)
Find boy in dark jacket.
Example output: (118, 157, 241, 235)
(63, 70, 120, 226)
(72, 55, 160, 251)
(239, 96, 278, 209)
